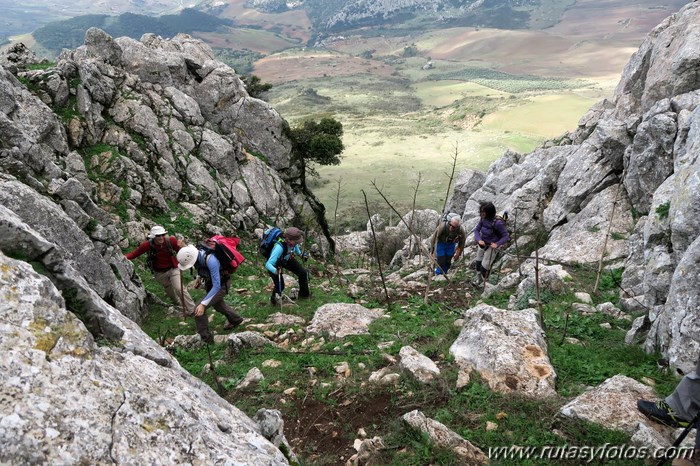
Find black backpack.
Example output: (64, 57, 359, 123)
(259, 227, 286, 259)
(146, 237, 175, 272)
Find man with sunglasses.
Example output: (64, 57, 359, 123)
(125, 225, 196, 317)
(429, 214, 466, 275)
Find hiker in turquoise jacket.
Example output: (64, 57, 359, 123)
(265, 227, 310, 305)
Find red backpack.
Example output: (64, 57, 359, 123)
(199, 235, 246, 273)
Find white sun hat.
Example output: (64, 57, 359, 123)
(149, 225, 167, 238)
(176, 245, 199, 270)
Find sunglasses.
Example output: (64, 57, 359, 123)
(155, 234, 166, 237)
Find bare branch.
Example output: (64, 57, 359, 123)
(370, 179, 444, 305)
(333, 177, 343, 239)
(362, 189, 391, 305)
(594, 181, 623, 293)
(425, 143, 460, 301)
(408, 173, 423, 255)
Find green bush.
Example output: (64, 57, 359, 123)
(656, 202, 670, 220)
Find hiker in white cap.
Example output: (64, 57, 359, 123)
(125, 225, 195, 317)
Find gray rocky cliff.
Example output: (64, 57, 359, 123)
(450, 1, 700, 373)
(2, 28, 324, 246)
(0, 28, 319, 463)
(0, 27, 327, 328)
(0, 251, 289, 465)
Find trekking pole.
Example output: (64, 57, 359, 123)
(205, 341, 225, 395)
(275, 269, 284, 306)
(179, 270, 188, 319)
(656, 410, 700, 466)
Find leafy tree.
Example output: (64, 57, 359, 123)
(241, 75, 272, 99)
(286, 117, 344, 182)
(402, 45, 419, 57)
(289, 118, 344, 166)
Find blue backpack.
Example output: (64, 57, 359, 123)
(259, 227, 285, 258)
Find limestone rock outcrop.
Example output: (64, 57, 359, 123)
(0, 27, 328, 464)
(445, 1, 700, 372)
(449, 304, 556, 398)
(0, 251, 289, 465)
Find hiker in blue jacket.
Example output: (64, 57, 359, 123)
(265, 227, 310, 305)
(473, 201, 509, 284)
(177, 245, 243, 343)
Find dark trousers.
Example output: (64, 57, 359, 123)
(195, 276, 242, 341)
(268, 257, 309, 302)
(437, 255, 453, 274)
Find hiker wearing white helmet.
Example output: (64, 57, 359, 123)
(177, 244, 243, 343)
(125, 225, 195, 317)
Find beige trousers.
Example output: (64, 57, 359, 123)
(154, 268, 196, 314)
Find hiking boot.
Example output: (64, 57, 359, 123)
(271, 293, 281, 306)
(434, 268, 443, 275)
(637, 399, 690, 428)
(200, 333, 214, 344)
(222, 317, 243, 330)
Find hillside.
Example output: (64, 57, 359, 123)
(0, 0, 194, 41)
(1, 1, 699, 464)
(3, 0, 689, 229)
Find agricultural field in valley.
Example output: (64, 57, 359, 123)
(5, 0, 688, 230)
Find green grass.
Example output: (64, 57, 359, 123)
(261, 45, 602, 229)
(132, 237, 679, 466)
(427, 67, 585, 94)
(26, 61, 56, 70)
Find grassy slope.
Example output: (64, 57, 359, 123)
(235, 0, 685, 230)
(252, 22, 615, 229)
(135, 234, 679, 466)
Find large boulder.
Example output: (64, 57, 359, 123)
(449, 304, 556, 398)
(0, 251, 289, 465)
(402, 410, 488, 465)
(559, 375, 671, 439)
(446, 1, 700, 371)
(538, 184, 634, 264)
(306, 303, 387, 340)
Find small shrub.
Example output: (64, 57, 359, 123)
(85, 218, 99, 233)
(248, 150, 269, 164)
(27, 61, 55, 70)
(402, 45, 419, 58)
(656, 202, 670, 220)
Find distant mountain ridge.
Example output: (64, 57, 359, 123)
(298, 0, 544, 31)
(1, 0, 191, 40)
(33, 9, 231, 55)
(26, 0, 567, 57)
